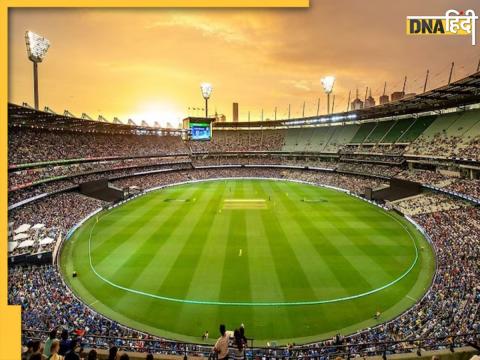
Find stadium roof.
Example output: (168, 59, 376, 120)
(216, 70, 480, 128)
(8, 71, 480, 133)
(8, 104, 184, 135)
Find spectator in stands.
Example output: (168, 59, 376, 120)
(232, 329, 245, 360)
(8, 167, 480, 358)
(31, 340, 43, 359)
(43, 329, 57, 359)
(64, 339, 80, 360)
(87, 350, 97, 360)
(239, 326, 247, 345)
(59, 329, 70, 356)
(213, 324, 229, 360)
(21, 340, 33, 360)
(108, 346, 118, 360)
(49, 340, 62, 360)
(8, 127, 189, 165)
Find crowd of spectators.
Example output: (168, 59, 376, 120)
(10, 188, 480, 358)
(9, 123, 480, 212)
(9, 163, 193, 206)
(192, 155, 337, 169)
(403, 116, 480, 161)
(9, 127, 189, 165)
(457, 137, 480, 160)
(8, 117, 480, 358)
(188, 130, 285, 153)
(391, 192, 467, 216)
(340, 154, 404, 165)
(394, 172, 480, 202)
(9, 157, 191, 190)
(405, 126, 480, 162)
(443, 179, 480, 201)
(279, 170, 387, 194)
(193, 156, 280, 166)
(406, 133, 464, 159)
(9, 193, 106, 256)
(336, 163, 403, 178)
(11, 266, 190, 355)
(395, 170, 448, 185)
(341, 144, 407, 156)
(412, 208, 479, 337)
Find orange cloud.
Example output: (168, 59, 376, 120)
(8, 2, 480, 125)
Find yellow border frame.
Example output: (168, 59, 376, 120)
(4, 0, 309, 7)
(0, 1, 308, 358)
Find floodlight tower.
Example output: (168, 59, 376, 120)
(200, 83, 213, 118)
(25, 31, 50, 110)
(321, 76, 335, 115)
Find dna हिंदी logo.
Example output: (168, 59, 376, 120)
(406, 9, 478, 45)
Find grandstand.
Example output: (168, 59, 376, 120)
(8, 71, 480, 360)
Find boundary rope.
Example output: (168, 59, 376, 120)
(85, 180, 420, 307)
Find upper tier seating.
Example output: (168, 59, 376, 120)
(363, 120, 396, 143)
(188, 129, 285, 153)
(380, 118, 416, 143)
(396, 116, 437, 143)
(282, 124, 359, 153)
(406, 110, 480, 159)
(9, 127, 189, 165)
(350, 122, 376, 143)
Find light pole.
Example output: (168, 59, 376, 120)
(200, 83, 213, 118)
(25, 31, 50, 110)
(321, 76, 335, 115)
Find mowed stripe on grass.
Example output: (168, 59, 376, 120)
(274, 182, 402, 287)
(61, 179, 434, 344)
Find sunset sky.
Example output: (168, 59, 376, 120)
(8, 1, 480, 127)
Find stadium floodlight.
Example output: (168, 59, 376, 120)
(25, 31, 50, 110)
(321, 76, 335, 115)
(25, 31, 50, 62)
(200, 82, 213, 118)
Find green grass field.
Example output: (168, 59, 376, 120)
(60, 179, 435, 345)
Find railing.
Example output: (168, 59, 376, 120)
(21, 329, 479, 359)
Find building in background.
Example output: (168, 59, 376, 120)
(391, 91, 405, 102)
(233, 102, 239, 122)
(364, 89, 376, 108)
(351, 89, 364, 110)
(379, 93, 389, 105)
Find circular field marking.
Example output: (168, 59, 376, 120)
(86, 186, 419, 307)
(62, 178, 435, 344)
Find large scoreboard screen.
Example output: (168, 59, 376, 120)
(189, 121, 211, 140)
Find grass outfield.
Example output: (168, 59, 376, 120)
(60, 179, 435, 345)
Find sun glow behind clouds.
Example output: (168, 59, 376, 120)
(9, 5, 480, 123)
(126, 103, 184, 128)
